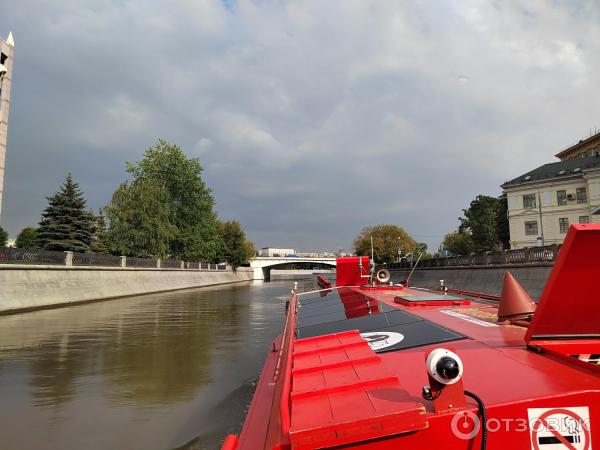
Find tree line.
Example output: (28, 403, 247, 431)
(0, 140, 256, 267)
(349, 195, 509, 264)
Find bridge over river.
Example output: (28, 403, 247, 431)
(249, 256, 336, 280)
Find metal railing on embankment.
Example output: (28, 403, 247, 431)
(0, 247, 228, 271)
(387, 244, 561, 270)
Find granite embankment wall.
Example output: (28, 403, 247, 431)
(0, 266, 254, 314)
(391, 264, 553, 299)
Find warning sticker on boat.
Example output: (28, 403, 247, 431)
(360, 331, 404, 351)
(528, 406, 591, 450)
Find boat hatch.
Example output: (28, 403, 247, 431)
(525, 224, 600, 372)
(297, 288, 466, 352)
(290, 330, 428, 449)
(394, 293, 470, 307)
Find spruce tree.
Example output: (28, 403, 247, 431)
(0, 225, 7, 247)
(38, 174, 95, 253)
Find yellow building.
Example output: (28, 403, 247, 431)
(502, 156, 600, 249)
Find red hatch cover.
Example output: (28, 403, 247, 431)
(289, 330, 427, 449)
(526, 224, 600, 342)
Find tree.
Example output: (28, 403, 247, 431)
(415, 242, 432, 260)
(442, 230, 474, 256)
(496, 194, 510, 249)
(106, 179, 176, 258)
(89, 212, 111, 254)
(38, 174, 95, 252)
(124, 140, 219, 261)
(243, 239, 257, 261)
(353, 224, 416, 264)
(0, 225, 7, 247)
(459, 195, 502, 252)
(15, 227, 39, 248)
(219, 220, 253, 268)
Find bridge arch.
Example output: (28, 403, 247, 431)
(249, 257, 337, 281)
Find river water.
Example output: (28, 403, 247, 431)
(0, 280, 300, 450)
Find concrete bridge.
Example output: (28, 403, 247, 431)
(250, 256, 336, 280)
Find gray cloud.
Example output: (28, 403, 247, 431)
(1, 0, 600, 252)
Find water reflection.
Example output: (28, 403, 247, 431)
(0, 281, 291, 450)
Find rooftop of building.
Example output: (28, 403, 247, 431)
(502, 154, 600, 188)
(555, 130, 600, 158)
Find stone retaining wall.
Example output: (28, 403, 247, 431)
(391, 264, 553, 299)
(0, 265, 254, 314)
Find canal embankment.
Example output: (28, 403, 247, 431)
(391, 263, 553, 299)
(0, 265, 254, 314)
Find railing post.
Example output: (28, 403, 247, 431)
(157, 259, 161, 269)
(551, 244, 558, 260)
(524, 247, 531, 263)
(121, 256, 126, 268)
(181, 261, 185, 269)
(500, 250, 507, 265)
(64, 251, 73, 266)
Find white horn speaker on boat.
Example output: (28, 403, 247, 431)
(376, 269, 391, 283)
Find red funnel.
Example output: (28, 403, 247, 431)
(498, 272, 536, 322)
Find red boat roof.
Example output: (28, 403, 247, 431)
(231, 224, 600, 450)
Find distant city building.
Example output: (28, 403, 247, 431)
(297, 252, 318, 258)
(0, 31, 15, 218)
(260, 247, 296, 257)
(502, 138, 600, 249)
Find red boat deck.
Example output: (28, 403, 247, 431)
(228, 224, 600, 450)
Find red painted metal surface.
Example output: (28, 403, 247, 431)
(497, 272, 536, 321)
(290, 330, 427, 449)
(235, 227, 600, 449)
(316, 275, 331, 289)
(335, 256, 369, 286)
(526, 224, 600, 341)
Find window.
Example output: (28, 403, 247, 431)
(579, 216, 590, 224)
(557, 190, 567, 205)
(525, 221, 538, 236)
(523, 194, 536, 209)
(559, 217, 569, 234)
(576, 187, 587, 203)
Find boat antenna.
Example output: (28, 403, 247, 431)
(370, 236, 375, 285)
(405, 252, 423, 287)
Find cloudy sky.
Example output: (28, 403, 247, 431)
(1, 0, 600, 252)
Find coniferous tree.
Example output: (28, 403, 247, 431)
(38, 174, 95, 252)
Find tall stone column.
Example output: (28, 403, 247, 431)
(0, 32, 15, 218)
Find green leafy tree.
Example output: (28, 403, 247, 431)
(219, 220, 252, 268)
(459, 195, 502, 252)
(106, 180, 176, 258)
(442, 230, 474, 256)
(38, 174, 95, 252)
(243, 239, 257, 262)
(353, 224, 416, 264)
(15, 227, 39, 248)
(125, 140, 219, 261)
(415, 242, 432, 260)
(0, 225, 7, 247)
(496, 194, 510, 249)
(90, 212, 111, 254)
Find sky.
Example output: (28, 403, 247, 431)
(1, 0, 600, 253)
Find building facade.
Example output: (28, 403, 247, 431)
(555, 132, 600, 161)
(260, 247, 296, 257)
(502, 157, 600, 249)
(0, 32, 15, 217)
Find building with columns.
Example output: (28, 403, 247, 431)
(0, 31, 15, 218)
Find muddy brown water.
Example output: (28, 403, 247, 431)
(0, 280, 302, 450)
